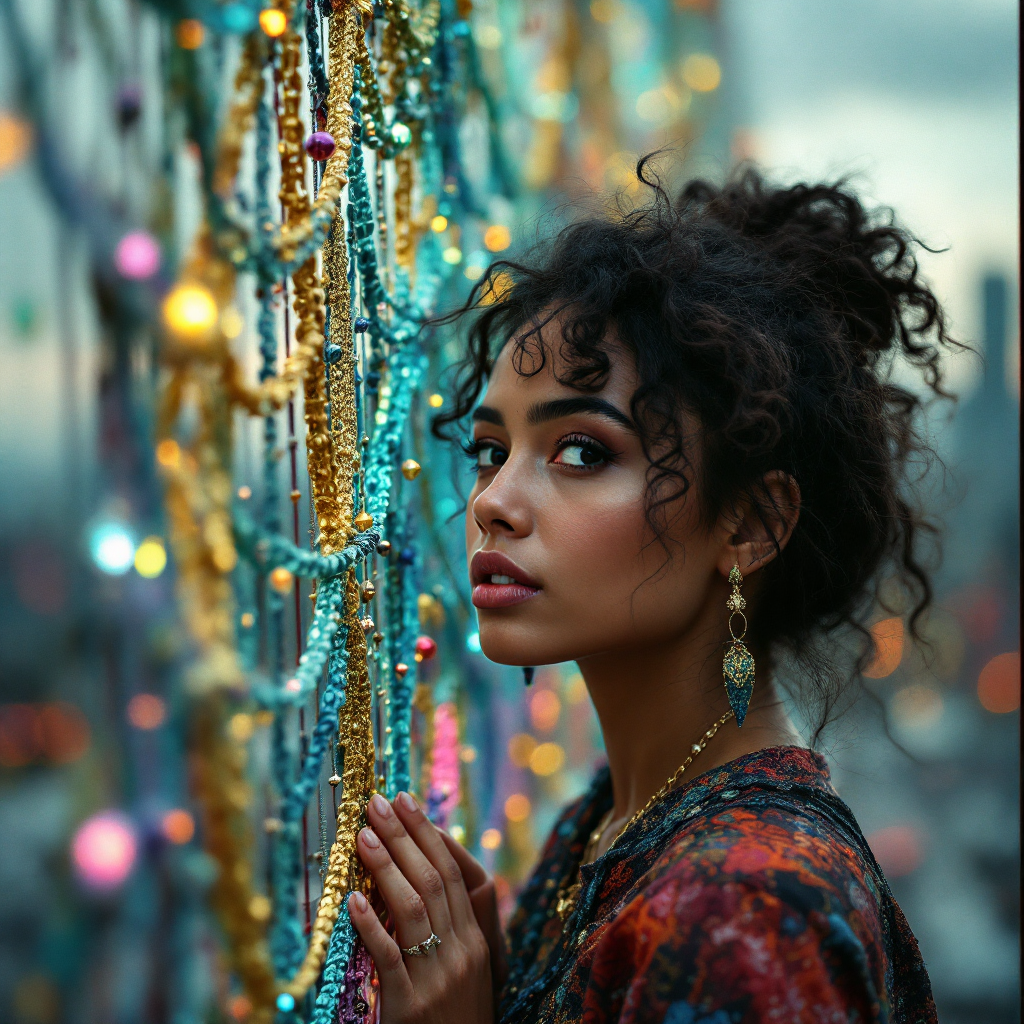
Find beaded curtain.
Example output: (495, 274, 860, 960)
(0, 0, 725, 1020)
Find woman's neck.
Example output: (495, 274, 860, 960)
(577, 624, 803, 858)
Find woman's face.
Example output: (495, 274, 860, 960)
(465, 330, 724, 669)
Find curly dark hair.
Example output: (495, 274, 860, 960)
(433, 157, 961, 736)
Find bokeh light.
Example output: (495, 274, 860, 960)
(442, 246, 462, 265)
(90, 523, 135, 575)
(483, 225, 511, 252)
(508, 732, 537, 768)
(175, 19, 204, 50)
(258, 9, 287, 37)
(220, 306, 244, 339)
(127, 693, 166, 730)
(977, 653, 1020, 714)
(428, 393, 444, 408)
(71, 811, 138, 891)
(528, 741, 565, 776)
(0, 111, 33, 173)
(480, 828, 502, 850)
(430, 215, 448, 232)
(268, 567, 294, 593)
(681, 53, 721, 92)
(864, 617, 904, 678)
(529, 689, 561, 732)
(161, 809, 195, 845)
(163, 283, 218, 341)
(114, 231, 160, 280)
(504, 793, 531, 822)
(156, 438, 181, 469)
(134, 537, 167, 578)
(867, 824, 924, 878)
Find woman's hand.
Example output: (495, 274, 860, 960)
(348, 791, 498, 1024)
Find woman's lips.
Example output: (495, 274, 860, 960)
(470, 550, 542, 609)
(472, 581, 541, 609)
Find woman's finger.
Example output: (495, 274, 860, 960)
(439, 828, 490, 890)
(390, 793, 476, 934)
(366, 794, 456, 938)
(347, 891, 412, 1001)
(356, 827, 438, 952)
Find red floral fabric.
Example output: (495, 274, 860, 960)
(500, 746, 935, 1024)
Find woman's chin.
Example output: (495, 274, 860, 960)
(478, 621, 573, 668)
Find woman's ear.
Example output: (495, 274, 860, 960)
(715, 471, 801, 578)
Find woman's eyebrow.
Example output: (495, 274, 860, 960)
(472, 405, 505, 426)
(526, 396, 635, 430)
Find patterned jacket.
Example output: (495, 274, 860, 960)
(500, 747, 936, 1024)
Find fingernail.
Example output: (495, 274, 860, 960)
(371, 793, 391, 817)
(398, 791, 418, 813)
(350, 891, 369, 913)
(360, 827, 380, 849)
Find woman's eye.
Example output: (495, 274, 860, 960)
(557, 443, 608, 468)
(476, 445, 507, 470)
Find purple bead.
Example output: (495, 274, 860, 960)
(304, 131, 336, 161)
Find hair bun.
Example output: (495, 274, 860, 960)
(678, 170, 947, 387)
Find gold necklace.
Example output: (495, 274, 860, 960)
(555, 709, 735, 921)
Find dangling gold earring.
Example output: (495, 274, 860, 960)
(723, 564, 755, 727)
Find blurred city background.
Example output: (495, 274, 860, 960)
(0, 1, 1018, 1023)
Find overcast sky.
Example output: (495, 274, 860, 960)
(723, 0, 1019, 395)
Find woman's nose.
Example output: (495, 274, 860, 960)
(471, 458, 533, 537)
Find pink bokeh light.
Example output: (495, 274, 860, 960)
(114, 230, 161, 280)
(71, 811, 138, 891)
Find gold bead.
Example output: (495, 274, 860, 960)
(394, 662, 409, 678)
(401, 459, 421, 481)
(354, 511, 373, 532)
(290, 489, 302, 502)
(360, 580, 376, 602)
(328, 774, 341, 787)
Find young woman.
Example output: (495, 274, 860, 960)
(345, 163, 952, 1023)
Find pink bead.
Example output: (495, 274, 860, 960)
(115, 230, 161, 280)
(304, 131, 336, 161)
(415, 636, 437, 660)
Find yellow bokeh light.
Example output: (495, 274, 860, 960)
(237, 485, 252, 500)
(0, 111, 33, 174)
(590, 0, 620, 23)
(176, 19, 205, 50)
(221, 305, 244, 339)
(504, 793, 531, 822)
(449, 824, 466, 843)
(508, 732, 537, 768)
(442, 246, 463, 265)
(529, 741, 565, 777)
(229, 713, 255, 743)
(269, 566, 294, 593)
(682, 53, 721, 93)
(430, 215, 448, 233)
(565, 672, 588, 705)
(480, 828, 503, 850)
(155, 439, 181, 469)
(460, 744, 478, 763)
(134, 536, 167, 578)
(240, 612, 255, 628)
(864, 617, 904, 679)
(483, 225, 511, 252)
(258, 9, 287, 37)
(428, 393, 444, 408)
(464, 264, 485, 281)
(163, 283, 218, 341)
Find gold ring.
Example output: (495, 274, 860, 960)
(401, 933, 441, 957)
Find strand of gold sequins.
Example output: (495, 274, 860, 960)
(280, 3, 378, 998)
(157, 4, 369, 1018)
